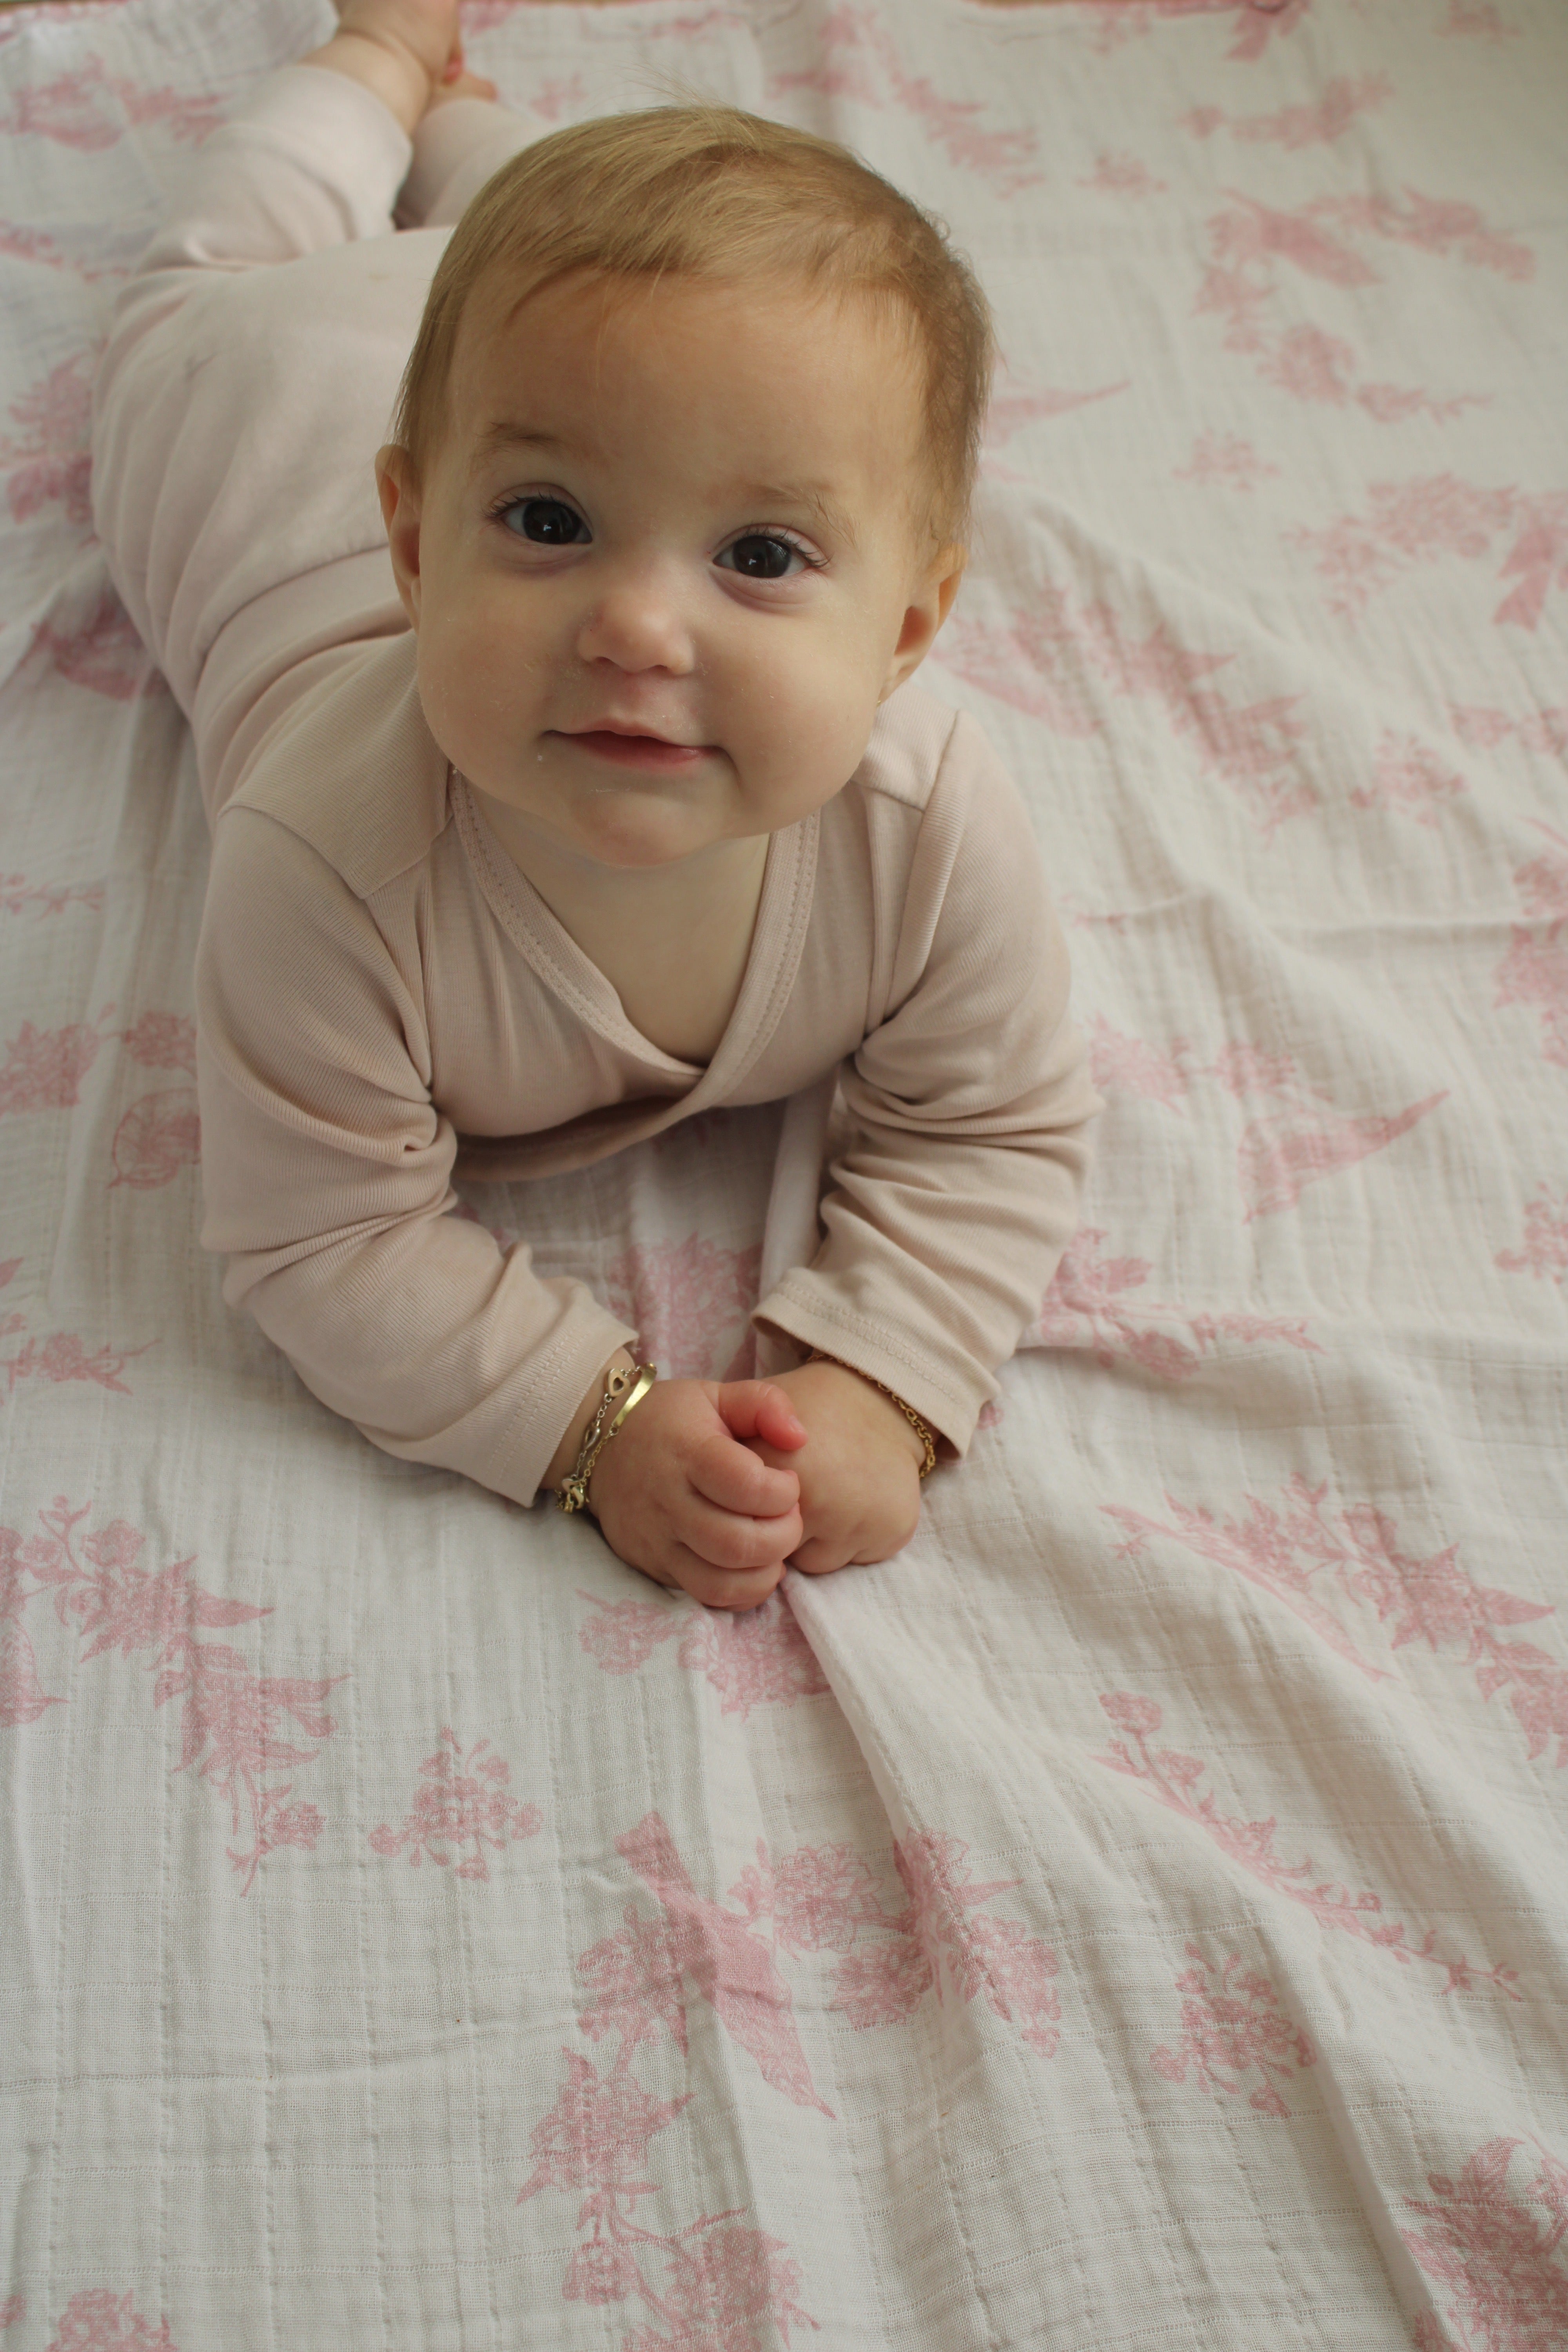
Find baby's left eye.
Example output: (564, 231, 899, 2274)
(717, 533, 814, 582)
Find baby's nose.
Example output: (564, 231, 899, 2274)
(575, 566, 695, 674)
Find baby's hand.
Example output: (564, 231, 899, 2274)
(745, 1359, 927, 1576)
(586, 1379, 809, 1612)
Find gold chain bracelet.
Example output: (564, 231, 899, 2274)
(807, 1350, 937, 1478)
(556, 1360, 658, 1514)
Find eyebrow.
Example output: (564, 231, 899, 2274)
(471, 423, 858, 548)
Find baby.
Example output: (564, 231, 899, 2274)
(91, 0, 1100, 1610)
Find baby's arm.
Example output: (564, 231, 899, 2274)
(750, 715, 1103, 1564)
(196, 808, 816, 1607)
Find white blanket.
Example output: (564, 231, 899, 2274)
(2, 1, 1565, 2345)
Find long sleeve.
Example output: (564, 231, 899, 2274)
(753, 713, 1102, 1453)
(194, 809, 635, 1505)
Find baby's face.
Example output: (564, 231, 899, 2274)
(379, 269, 960, 871)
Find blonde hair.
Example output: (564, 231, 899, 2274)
(390, 104, 995, 548)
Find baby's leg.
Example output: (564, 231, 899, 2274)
(92, 57, 441, 821)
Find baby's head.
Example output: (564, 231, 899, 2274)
(377, 106, 995, 871)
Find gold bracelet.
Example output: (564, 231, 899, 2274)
(556, 1360, 658, 1514)
(806, 1350, 937, 1479)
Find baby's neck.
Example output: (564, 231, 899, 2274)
(473, 790, 771, 1065)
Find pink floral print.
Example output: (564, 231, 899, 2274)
(44, 2291, 175, 2350)
(0, 872, 103, 920)
(1290, 477, 1566, 628)
(766, 7, 1042, 195)
(1078, 0, 1312, 64)
(0, 1255, 147, 1399)
(0, 55, 222, 151)
(1096, 1693, 1519, 1995)
(1450, 705, 1568, 759)
(1436, 0, 1520, 38)
(1496, 1188, 1568, 1290)
(735, 1829, 1062, 2058)
(1079, 152, 1167, 199)
(583, 1812, 833, 2115)
(1403, 2137, 1568, 2350)
(1174, 430, 1280, 492)
(0, 1016, 103, 1113)
(369, 1729, 541, 1881)
(1350, 731, 1468, 828)
(1107, 1477, 1568, 1762)
(1495, 825, 1568, 1069)
(1151, 1945, 1316, 2117)
(1083, 1016, 1446, 1216)
(1, 354, 93, 529)
(1029, 1223, 1323, 1381)
(603, 1235, 762, 1381)
(0, 2296, 22, 2330)
(577, 1588, 830, 1720)
(518, 2050, 818, 2347)
(0, 1499, 341, 1889)
(1182, 73, 1392, 150)
(30, 586, 167, 702)
(937, 587, 1312, 837)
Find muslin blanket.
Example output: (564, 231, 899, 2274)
(1, 1, 1565, 2346)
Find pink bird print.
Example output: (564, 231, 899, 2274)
(616, 1812, 833, 2117)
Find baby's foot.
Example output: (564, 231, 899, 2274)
(301, 0, 462, 134)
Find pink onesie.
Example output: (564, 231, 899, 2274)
(91, 68, 1102, 1505)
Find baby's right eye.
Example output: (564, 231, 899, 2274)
(500, 497, 589, 545)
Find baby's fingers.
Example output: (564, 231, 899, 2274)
(662, 1545, 788, 1613)
(681, 1490, 804, 1575)
(713, 1380, 808, 1453)
(690, 1423, 800, 1518)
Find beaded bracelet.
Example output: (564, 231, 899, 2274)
(806, 1350, 937, 1479)
(556, 1360, 658, 1514)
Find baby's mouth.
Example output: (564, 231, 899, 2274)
(555, 724, 710, 773)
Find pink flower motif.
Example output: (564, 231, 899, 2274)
(31, 587, 166, 702)
(1174, 431, 1280, 492)
(676, 1592, 829, 1719)
(1080, 151, 1167, 198)
(577, 1591, 683, 1675)
(1290, 475, 1563, 626)
(0, 1018, 102, 1113)
(1180, 72, 1391, 150)
(1029, 1224, 1322, 1380)
(0, 2294, 23, 2329)
(0, 1619, 62, 1726)
(612, 1811, 833, 2115)
(561, 2238, 640, 2305)
(937, 588, 1312, 837)
(603, 1234, 762, 1380)
(0, 873, 103, 920)
(369, 1730, 541, 1882)
(116, 1011, 196, 1076)
(766, 5, 1042, 196)
(517, 2049, 693, 2212)
(1, 354, 93, 528)
(107, 1088, 200, 1189)
(1401, 2136, 1568, 2347)
(831, 1933, 933, 2030)
(656, 2223, 818, 2348)
(577, 1588, 829, 1719)
(1496, 1187, 1568, 1289)
(0, 55, 222, 151)
(1496, 828, 1568, 1067)
(766, 1843, 884, 1958)
(1151, 1945, 1316, 2117)
(44, 2290, 176, 2352)
(1236, 1091, 1447, 1219)
(1095, 1689, 1521, 1993)
(1351, 731, 1467, 828)
(1437, 0, 1520, 36)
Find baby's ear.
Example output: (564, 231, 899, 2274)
(880, 545, 967, 700)
(376, 445, 425, 627)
